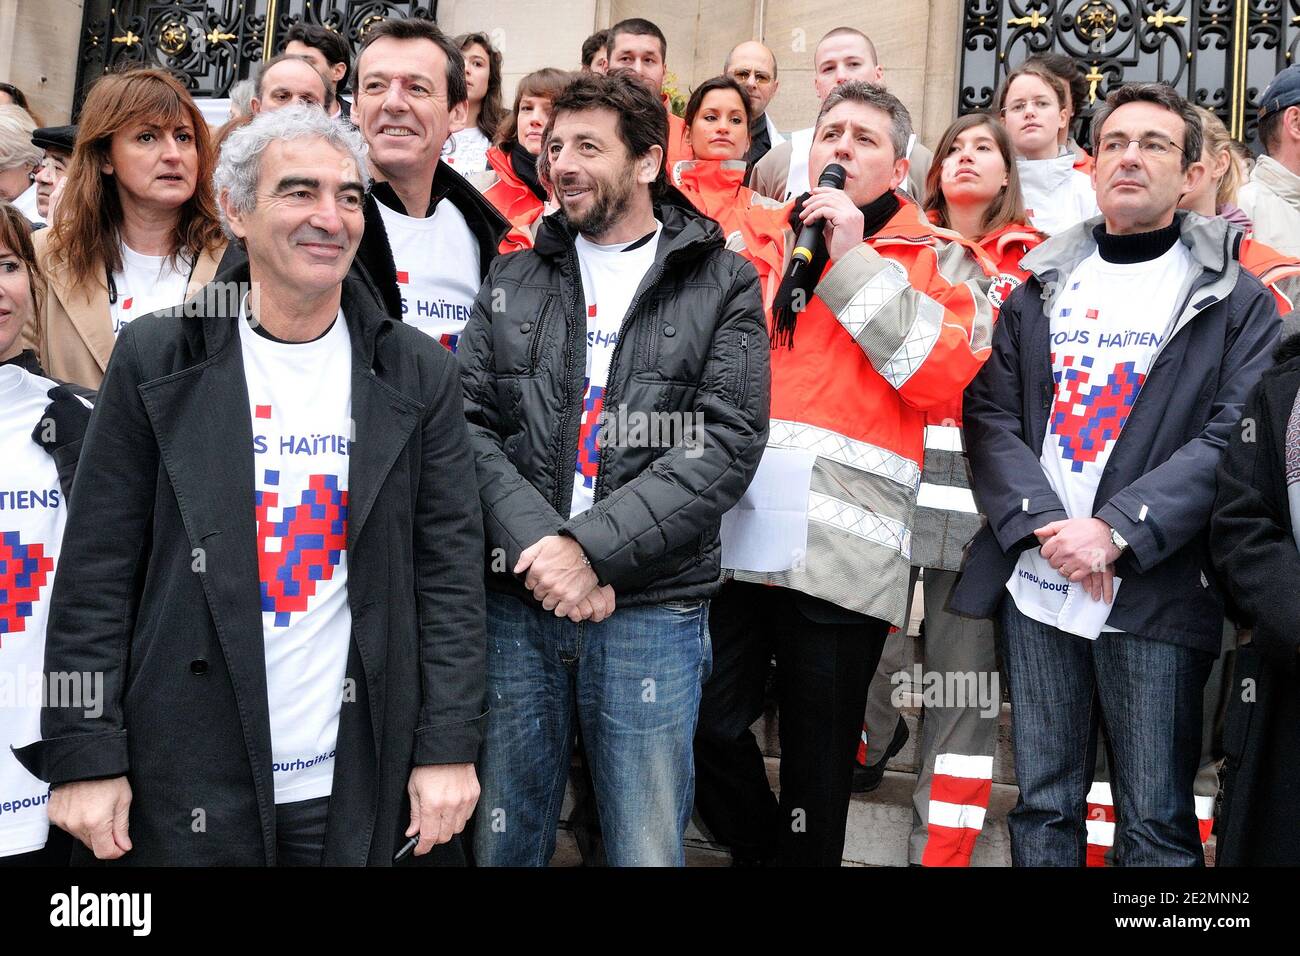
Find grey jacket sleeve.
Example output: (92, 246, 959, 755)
(962, 286, 1069, 556)
(560, 258, 771, 588)
(1096, 284, 1280, 575)
(459, 263, 568, 572)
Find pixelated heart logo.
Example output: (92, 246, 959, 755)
(255, 473, 348, 627)
(1050, 355, 1144, 472)
(0, 530, 54, 641)
(576, 381, 605, 488)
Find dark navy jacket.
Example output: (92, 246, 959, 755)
(951, 212, 1280, 654)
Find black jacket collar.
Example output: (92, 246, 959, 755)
(358, 159, 509, 320)
(532, 196, 723, 264)
(187, 259, 397, 373)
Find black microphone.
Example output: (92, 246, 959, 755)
(787, 163, 846, 281)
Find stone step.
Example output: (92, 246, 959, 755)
(552, 756, 1015, 867)
(753, 700, 1018, 786)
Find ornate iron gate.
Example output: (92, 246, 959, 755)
(75, 1, 439, 111)
(959, 0, 1300, 148)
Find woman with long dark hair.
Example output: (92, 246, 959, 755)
(672, 75, 788, 307)
(27, 69, 226, 389)
(445, 32, 505, 174)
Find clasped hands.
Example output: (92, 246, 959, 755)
(515, 535, 616, 622)
(1033, 517, 1123, 604)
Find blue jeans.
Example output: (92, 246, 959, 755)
(999, 601, 1213, 866)
(473, 592, 712, 866)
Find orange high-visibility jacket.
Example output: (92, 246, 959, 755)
(671, 158, 790, 307)
(477, 145, 546, 254)
(1240, 233, 1300, 317)
(733, 198, 995, 623)
(664, 97, 693, 167)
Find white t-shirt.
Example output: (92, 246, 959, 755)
(109, 243, 191, 337)
(569, 222, 663, 517)
(0, 364, 77, 857)
(1017, 152, 1100, 237)
(1007, 240, 1194, 637)
(442, 126, 491, 174)
(240, 307, 353, 804)
(376, 197, 481, 352)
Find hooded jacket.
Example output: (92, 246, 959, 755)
(951, 212, 1281, 653)
(458, 201, 770, 607)
(1016, 152, 1100, 236)
(1237, 155, 1300, 259)
(671, 159, 789, 308)
(472, 145, 548, 254)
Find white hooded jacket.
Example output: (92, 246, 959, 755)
(1016, 151, 1099, 237)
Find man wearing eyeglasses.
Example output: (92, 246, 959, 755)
(749, 27, 932, 202)
(724, 40, 784, 167)
(953, 83, 1280, 866)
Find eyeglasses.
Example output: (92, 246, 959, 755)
(1002, 97, 1056, 115)
(1098, 133, 1184, 158)
(729, 68, 774, 87)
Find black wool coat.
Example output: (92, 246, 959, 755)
(14, 263, 487, 865)
(1210, 333, 1300, 865)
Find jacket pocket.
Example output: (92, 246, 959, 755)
(529, 296, 557, 372)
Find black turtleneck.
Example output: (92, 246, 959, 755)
(1092, 214, 1182, 264)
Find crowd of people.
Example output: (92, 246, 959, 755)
(1, 15, 1299, 868)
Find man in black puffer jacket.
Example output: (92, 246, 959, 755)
(459, 72, 770, 867)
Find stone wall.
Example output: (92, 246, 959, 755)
(0, 0, 84, 125)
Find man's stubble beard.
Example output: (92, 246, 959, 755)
(564, 166, 637, 240)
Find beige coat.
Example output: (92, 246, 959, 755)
(24, 229, 225, 389)
(1238, 155, 1300, 260)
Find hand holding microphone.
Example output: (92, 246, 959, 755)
(796, 163, 868, 264)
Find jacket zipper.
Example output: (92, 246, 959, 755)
(551, 246, 585, 515)
(591, 252, 680, 504)
(738, 332, 749, 404)
(530, 297, 554, 369)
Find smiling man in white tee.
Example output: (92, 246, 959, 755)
(349, 18, 507, 351)
(16, 106, 488, 866)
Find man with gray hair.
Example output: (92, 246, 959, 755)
(228, 78, 256, 122)
(15, 106, 488, 866)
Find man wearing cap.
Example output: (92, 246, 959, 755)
(1238, 65, 1300, 258)
(29, 125, 74, 226)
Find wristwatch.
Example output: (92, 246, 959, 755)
(1109, 526, 1129, 554)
